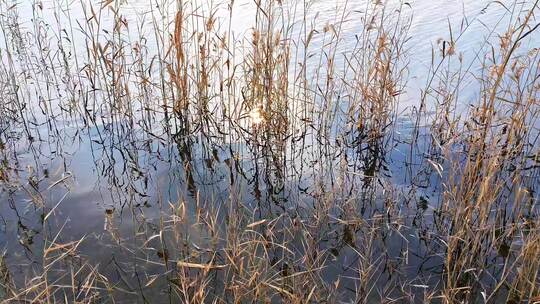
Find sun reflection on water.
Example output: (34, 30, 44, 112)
(249, 107, 264, 125)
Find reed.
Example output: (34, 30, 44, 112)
(0, 0, 539, 303)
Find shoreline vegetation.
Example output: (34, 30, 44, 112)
(0, 0, 539, 302)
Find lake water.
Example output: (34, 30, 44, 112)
(0, 0, 538, 302)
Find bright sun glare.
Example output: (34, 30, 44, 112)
(249, 107, 264, 125)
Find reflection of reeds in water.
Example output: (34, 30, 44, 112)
(0, 0, 539, 302)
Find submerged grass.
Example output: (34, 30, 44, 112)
(0, 0, 539, 303)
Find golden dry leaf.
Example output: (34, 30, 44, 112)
(246, 219, 267, 228)
(177, 261, 227, 269)
(101, 0, 114, 9)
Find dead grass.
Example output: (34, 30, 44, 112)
(0, 0, 539, 303)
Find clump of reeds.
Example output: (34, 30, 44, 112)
(0, 0, 539, 303)
(413, 1, 540, 302)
